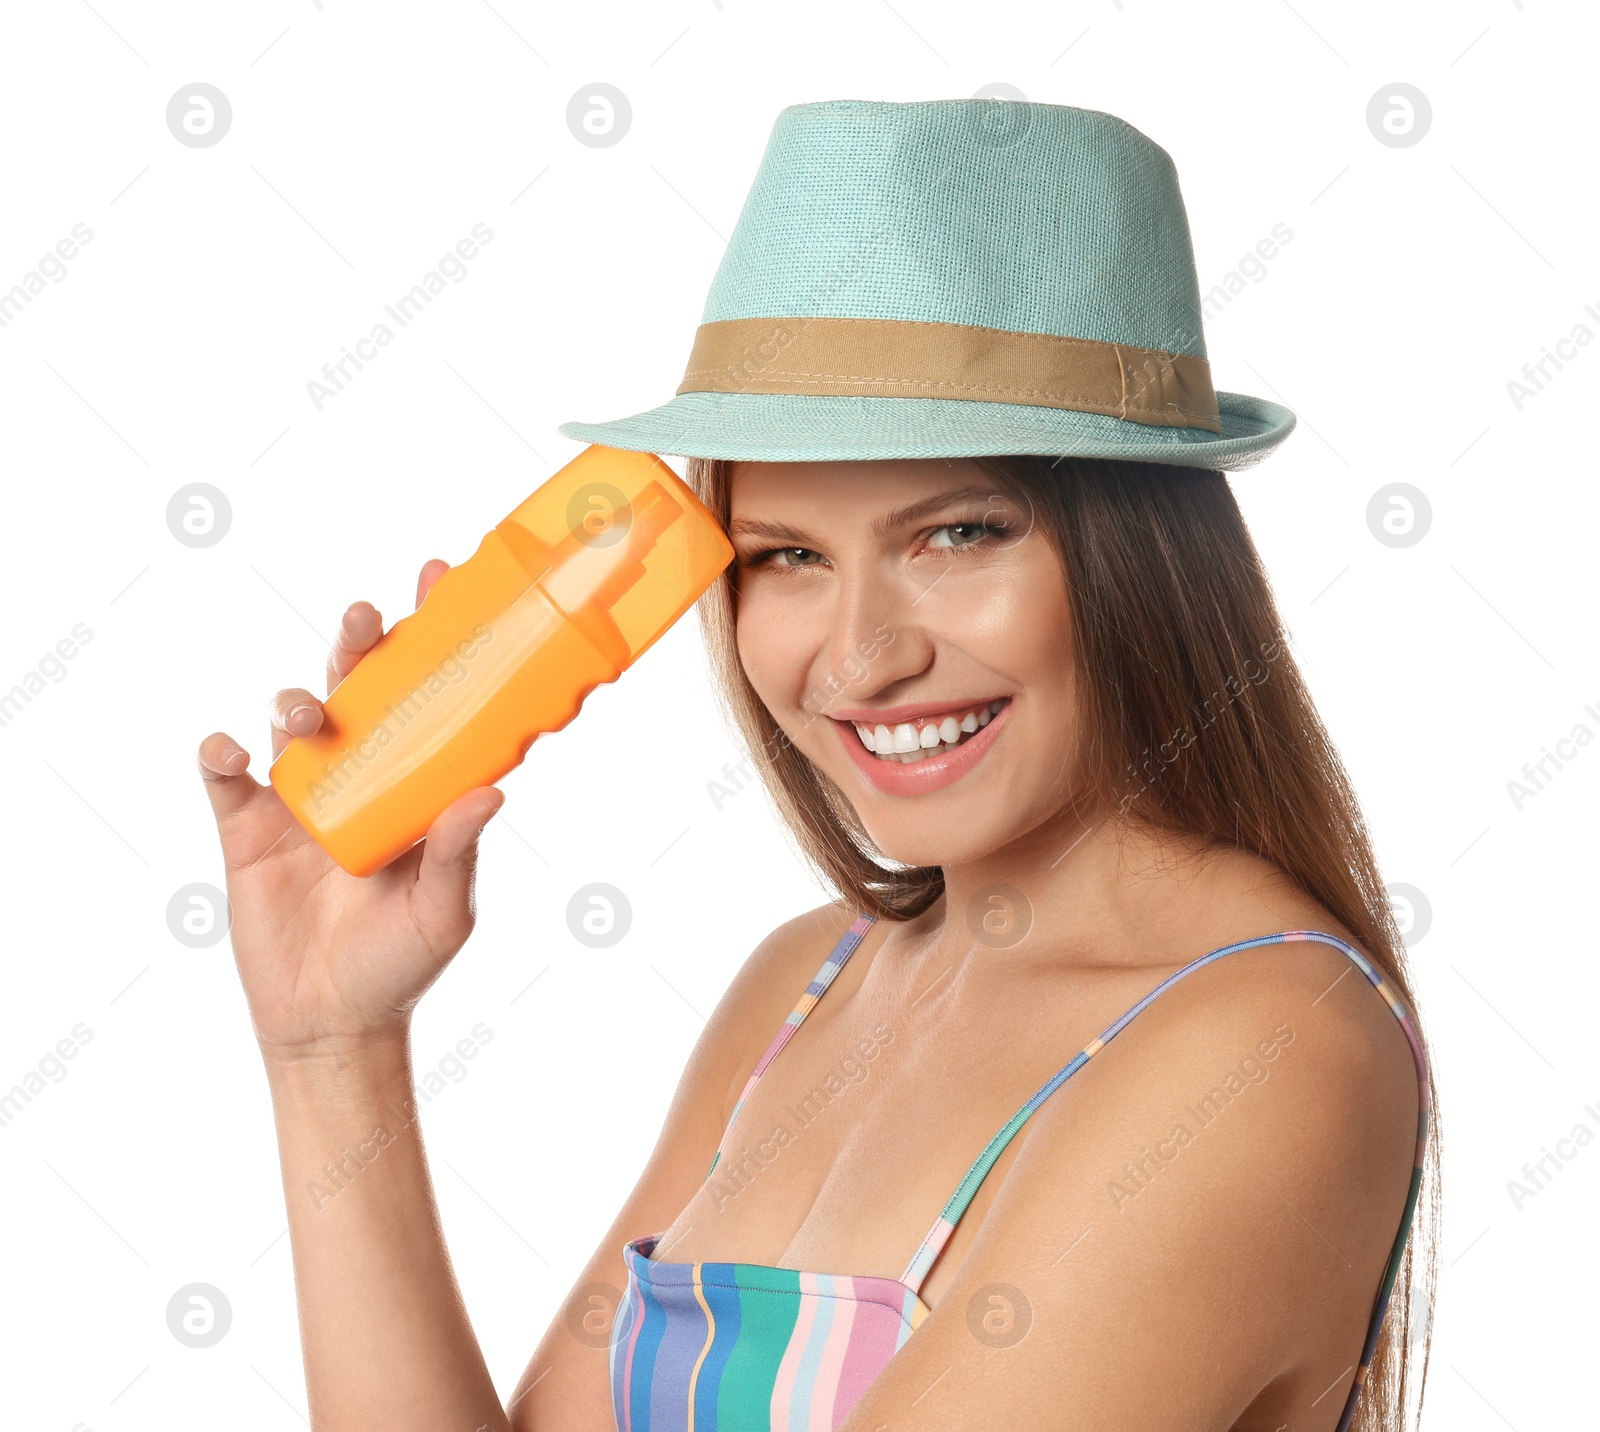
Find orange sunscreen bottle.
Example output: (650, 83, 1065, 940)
(269, 444, 734, 876)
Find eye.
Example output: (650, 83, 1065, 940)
(738, 517, 1014, 573)
(927, 520, 1009, 551)
(740, 545, 826, 570)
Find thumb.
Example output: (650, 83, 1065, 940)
(411, 787, 505, 945)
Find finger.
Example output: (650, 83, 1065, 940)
(416, 559, 450, 611)
(327, 600, 384, 695)
(269, 687, 324, 760)
(197, 731, 263, 820)
(408, 787, 504, 953)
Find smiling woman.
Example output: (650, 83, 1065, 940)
(641, 449, 1440, 1432)
(197, 96, 1440, 1432)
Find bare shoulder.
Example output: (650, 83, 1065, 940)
(837, 909, 1425, 1428)
(1103, 865, 1422, 1222)
(630, 898, 867, 1167)
(731, 897, 862, 987)
(1114, 921, 1422, 1169)
(703, 898, 867, 1121)
(1140, 845, 1421, 1142)
(1010, 911, 1421, 1400)
(506, 900, 872, 1429)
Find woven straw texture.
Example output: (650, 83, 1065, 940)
(559, 98, 1295, 468)
(703, 100, 1207, 354)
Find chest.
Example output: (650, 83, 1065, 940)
(653, 950, 1173, 1307)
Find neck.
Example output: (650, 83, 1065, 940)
(905, 801, 1236, 972)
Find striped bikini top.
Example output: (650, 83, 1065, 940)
(610, 915, 1431, 1432)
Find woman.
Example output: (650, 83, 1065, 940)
(197, 100, 1439, 1430)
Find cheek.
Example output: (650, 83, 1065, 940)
(735, 596, 808, 707)
(941, 562, 1074, 690)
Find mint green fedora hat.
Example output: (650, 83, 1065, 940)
(559, 98, 1294, 469)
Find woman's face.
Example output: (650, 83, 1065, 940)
(728, 458, 1083, 869)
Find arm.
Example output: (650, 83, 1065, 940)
(201, 556, 864, 1428)
(200, 561, 512, 1429)
(263, 1034, 509, 1429)
(242, 830, 844, 1427)
(836, 939, 1421, 1432)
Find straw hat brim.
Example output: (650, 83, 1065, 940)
(557, 390, 1294, 471)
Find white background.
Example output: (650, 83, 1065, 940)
(0, 1, 1592, 1427)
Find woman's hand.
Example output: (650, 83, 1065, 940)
(196, 559, 505, 1065)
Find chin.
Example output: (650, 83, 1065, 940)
(856, 810, 1016, 871)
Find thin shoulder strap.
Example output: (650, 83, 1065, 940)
(706, 912, 879, 1176)
(898, 928, 1431, 1432)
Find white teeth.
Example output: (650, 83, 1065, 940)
(850, 699, 1008, 763)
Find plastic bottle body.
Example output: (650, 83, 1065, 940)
(268, 446, 732, 876)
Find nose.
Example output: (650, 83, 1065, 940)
(814, 555, 933, 713)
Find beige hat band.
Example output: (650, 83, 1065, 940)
(676, 315, 1222, 434)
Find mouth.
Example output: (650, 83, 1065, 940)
(840, 698, 1009, 764)
(828, 696, 1014, 796)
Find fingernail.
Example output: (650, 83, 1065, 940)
(287, 703, 316, 731)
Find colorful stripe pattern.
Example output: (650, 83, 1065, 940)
(704, 914, 876, 1180)
(611, 921, 1431, 1432)
(610, 1237, 929, 1432)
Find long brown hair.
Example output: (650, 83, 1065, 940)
(686, 451, 1439, 1431)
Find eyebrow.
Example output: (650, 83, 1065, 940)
(726, 485, 1011, 546)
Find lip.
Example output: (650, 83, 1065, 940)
(835, 697, 1012, 797)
